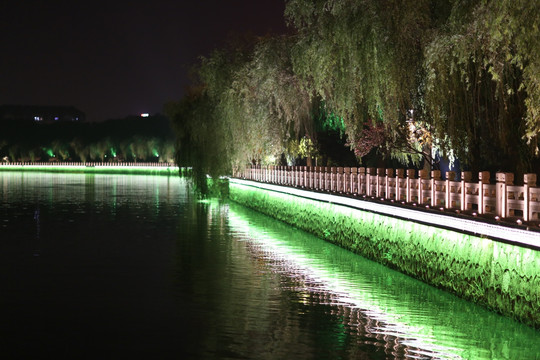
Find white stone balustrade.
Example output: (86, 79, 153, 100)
(239, 165, 540, 223)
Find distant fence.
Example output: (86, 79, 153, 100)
(0, 162, 175, 167)
(236, 166, 540, 223)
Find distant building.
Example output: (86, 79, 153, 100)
(0, 105, 85, 123)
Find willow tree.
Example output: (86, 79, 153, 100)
(424, 0, 540, 174)
(285, 0, 433, 165)
(167, 33, 314, 191)
(222, 35, 313, 168)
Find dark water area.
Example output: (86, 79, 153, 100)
(0, 172, 538, 359)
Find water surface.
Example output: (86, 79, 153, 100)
(0, 172, 538, 359)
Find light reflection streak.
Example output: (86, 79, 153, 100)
(227, 206, 466, 360)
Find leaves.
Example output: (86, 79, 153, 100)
(170, 0, 540, 179)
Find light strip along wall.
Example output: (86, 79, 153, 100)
(0, 164, 182, 176)
(230, 178, 540, 250)
(229, 178, 540, 328)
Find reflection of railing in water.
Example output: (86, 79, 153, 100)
(237, 166, 540, 224)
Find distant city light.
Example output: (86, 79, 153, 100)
(140, 113, 149, 117)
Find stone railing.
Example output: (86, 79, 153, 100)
(237, 166, 540, 223)
(0, 162, 175, 167)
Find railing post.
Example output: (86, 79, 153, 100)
(478, 171, 490, 214)
(419, 169, 429, 204)
(350, 167, 357, 194)
(406, 169, 415, 203)
(386, 168, 394, 200)
(396, 169, 404, 201)
(358, 167, 366, 195)
(337, 167, 344, 192)
(331, 167, 337, 192)
(344, 167, 350, 193)
(496, 172, 514, 218)
(524, 173, 537, 221)
(367, 168, 375, 196)
(376, 168, 385, 197)
(461, 171, 472, 211)
(445, 171, 456, 208)
(431, 170, 441, 206)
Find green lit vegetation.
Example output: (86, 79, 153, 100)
(0, 114, 175, 163)
(167, 0, 540, 181)
(229, 182, 540, 328)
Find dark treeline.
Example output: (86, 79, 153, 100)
(0, 115, 175, 163)
(166, 0, 540, 191)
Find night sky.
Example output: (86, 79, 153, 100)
(0, 1, 287, 122)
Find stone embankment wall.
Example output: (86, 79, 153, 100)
(229, 181, 540, 329)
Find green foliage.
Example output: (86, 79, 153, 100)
(315, 102, 345, 135)
(0, 115, 174, 163)
(168, 0, 540, 176)
(167, 34, 315, 193)
(286, 0, 432, 161)
(423, 0, 540, 172)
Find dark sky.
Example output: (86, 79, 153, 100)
(0, 1, 287, 122)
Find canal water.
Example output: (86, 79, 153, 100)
(0, 172, 538, 359)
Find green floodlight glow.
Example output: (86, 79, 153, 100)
(228, 179, 540, 329)
(43, 148, 54, 157)
(152, 149, 159, 157)
(110, 147, 117, 157)
(225, 204, 540, 359)
(0, 164, 182, 176)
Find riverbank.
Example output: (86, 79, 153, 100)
(0, 163, 187, 176)
(229, 178, 540, 329)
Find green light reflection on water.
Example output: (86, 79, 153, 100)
(224, 202, 540, 360)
